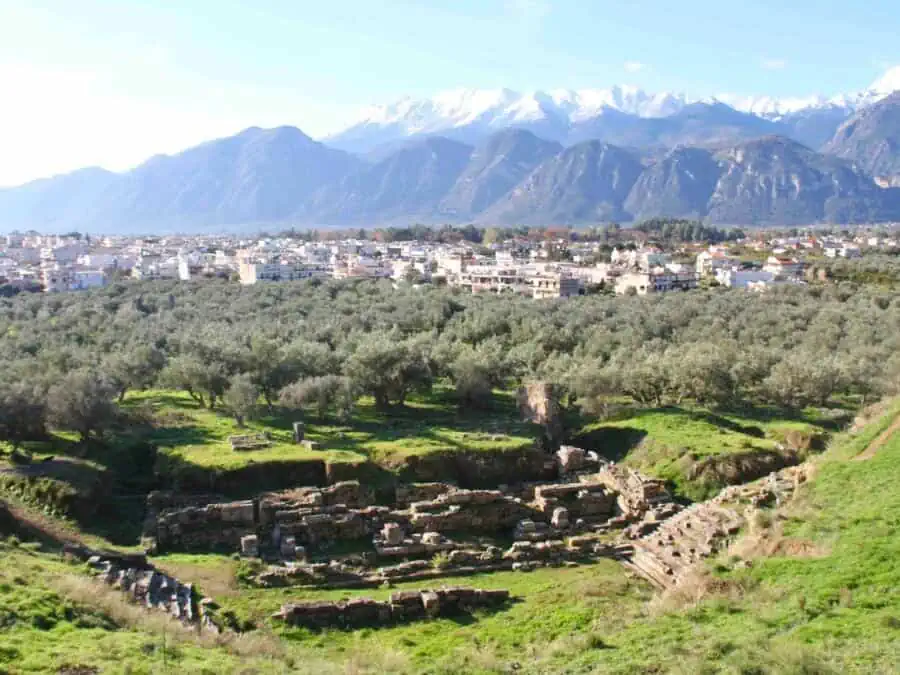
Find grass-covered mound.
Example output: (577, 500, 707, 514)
(123, 388, 542, 495)
(573, 405, 839, 500)
(0, 452, 108, 521)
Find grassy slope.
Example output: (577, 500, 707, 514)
(175, 557, 652, 674)
(574, 405, 836, 499)
(0, 541, 271, 675)
(125, 388, 538, 472)
(553, 398, 900, 674)
(186, 400, 900, 674)
(4, 401, 899, 673)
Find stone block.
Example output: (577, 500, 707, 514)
(219, 501, 255, 524)
(422, 531, 442, 546)
(557, 446, 587, 473)
(551, 507, 570, 529)
(382, 522, 404, 545)
(421, 591, 441, 617)
(280, 536, 297, 559)
(518, 519, 537, 534)
(240, 535, 259, 557)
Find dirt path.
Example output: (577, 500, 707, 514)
(1, 497, 93, 550)
(854, 414, 900, 461)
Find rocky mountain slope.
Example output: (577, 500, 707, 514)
(823, 92, 900, 180)
(2, 127, 900, 231)
(0, 127, 359, 231)
(482, 141, 644, 224)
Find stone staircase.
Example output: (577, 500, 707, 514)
(627, 502, 743, 589)
(623, 463, 810, 590)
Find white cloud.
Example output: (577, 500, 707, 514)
(623, 61, 646, 74)
(761, 58, 788, 71)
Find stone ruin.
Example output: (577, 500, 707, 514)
(517, 381, 564, 450)
(228, 432, 271, 451)
(146, 450, 824, 595)
(273, 586, 511, 628)
(62, 543, 220, 632)
(142, 450, 685, 590)
(151, 499, 257, 553)
(624, 463, 811, 589)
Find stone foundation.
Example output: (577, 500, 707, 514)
(274, 586, 511, 628)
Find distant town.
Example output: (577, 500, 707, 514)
(1, 222, 898, 298)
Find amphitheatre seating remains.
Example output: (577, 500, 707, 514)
(625, 463, 810, 589)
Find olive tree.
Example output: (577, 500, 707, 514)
(223, 373, 260, 427)
(46, 371, 117, 443)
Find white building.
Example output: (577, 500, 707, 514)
(824, 245, 862, 259)
(715, 268, 775, 289)
(615, 270, 698, 295)
(695, 250, 735, 277)
(763, 256, 805, 277)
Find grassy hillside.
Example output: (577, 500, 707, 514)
(573, 405, 838, 500)
(554, 398, 900, 673)
(3, 400, 900, 673)
(125, 388, 538, 473)
(0, 538, 286, 674)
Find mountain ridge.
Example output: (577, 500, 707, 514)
(326, 68, 900, 154)
(2, 125, 899, 231)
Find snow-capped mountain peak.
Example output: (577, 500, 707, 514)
(326, 66, 900, 152)
(871, 66, 900, 96)
(332, 86, 695, 147)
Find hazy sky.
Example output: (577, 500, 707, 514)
(0, 0, 898, 186)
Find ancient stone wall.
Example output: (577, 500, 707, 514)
(395, 482, 455, 507)
(517, 381, 563, 450)
(63, 544, 219, 632)
(274, 587, 511, 628)
(407, 489, 536, 533)
(596, 463, 672, 519)
(154, 500, 256, 552)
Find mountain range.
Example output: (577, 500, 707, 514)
(326, 68, 900, 153)
(2, 70, 900, 231)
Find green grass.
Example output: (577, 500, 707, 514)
(6, 399, 900, 673)
(0, 539, 281, 674)
(544, 398, 900, 674)
(173, 395, 900, 673)
(206, 560, 652, 673)
(123, 388, 538, 472)
(572, 405, 836, 499)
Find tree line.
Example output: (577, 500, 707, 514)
(1, 268, 899, 447)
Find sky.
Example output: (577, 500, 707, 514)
(0, 0, 898, 186)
